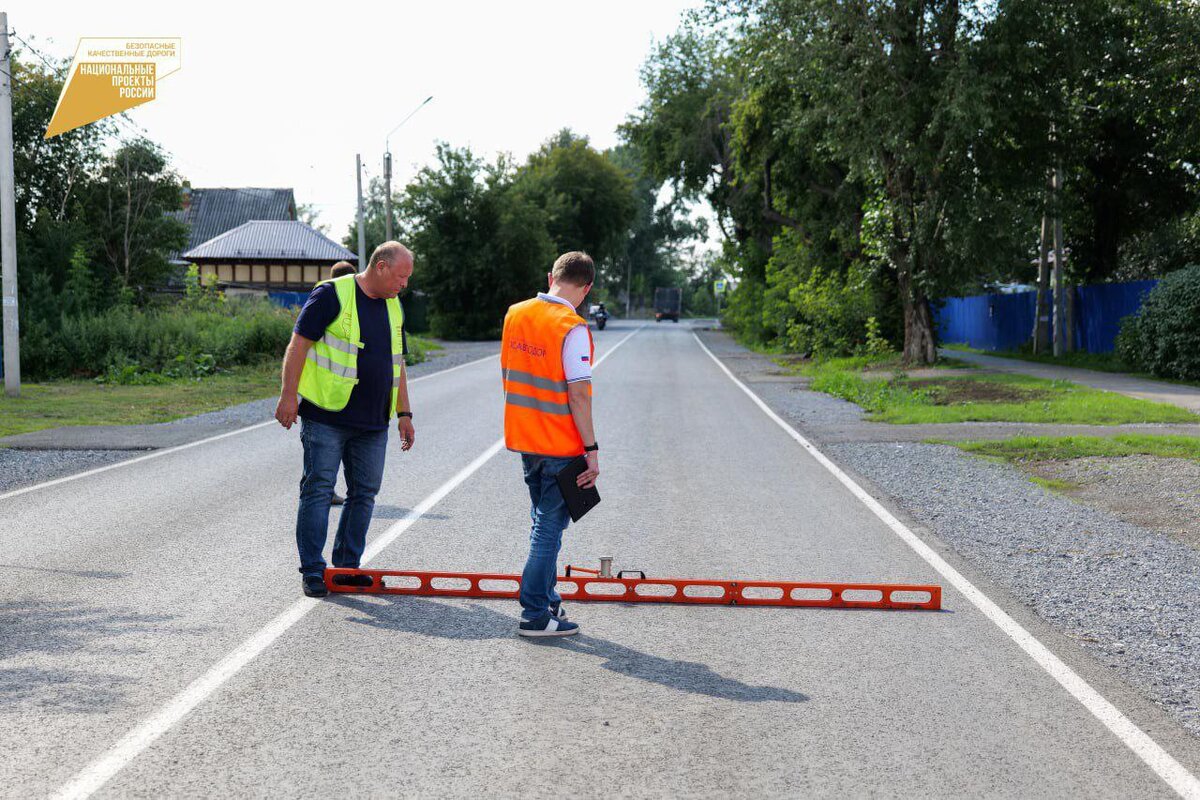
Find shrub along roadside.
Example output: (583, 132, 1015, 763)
(20, 298, 296, 381)
(1116, 264, 1200, 381)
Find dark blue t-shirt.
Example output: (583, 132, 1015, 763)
(295, 280, 406, 431)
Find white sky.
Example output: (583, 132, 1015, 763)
(9, 0, 705, 241)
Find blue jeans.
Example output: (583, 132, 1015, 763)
(519, 454, 574, 621)
(296, 418, 388, 577)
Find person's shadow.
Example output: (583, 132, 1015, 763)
(328, 595, 807, 704)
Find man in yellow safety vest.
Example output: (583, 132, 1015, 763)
(274, 242, 416, 597)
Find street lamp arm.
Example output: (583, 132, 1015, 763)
(385, 95, 434, 152)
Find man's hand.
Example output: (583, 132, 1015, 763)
(275, 393, 299, 429)
(397, 416, 415, 451)
(577, 451, 599, 489)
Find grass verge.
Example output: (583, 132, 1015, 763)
(0, 336, 445, 438)
(0, 361, 282, 438)
(801, 354, 1199, 424)
(942, 434, 1200, 462)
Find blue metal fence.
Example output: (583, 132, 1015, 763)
(268, 290, 311, 309)
(936, 279, 1159, 353)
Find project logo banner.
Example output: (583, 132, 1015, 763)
(45, 37, 181, 139)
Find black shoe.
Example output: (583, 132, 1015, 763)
(302, 574, 329, 597)
(330, 572, 374, 588)
(331, 493, 346, 506)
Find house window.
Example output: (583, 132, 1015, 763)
(303, 265, 320, 284)
(199, 267, 217, 286)
(252, 265, 267, 284)
(286, 265, 302, 284)
(234, 264, 251, 283)
(217, 264, 234, 283)
(269, 265, 285, 284)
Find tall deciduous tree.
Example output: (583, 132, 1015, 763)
(513, 130, 635, 269)
(399, 144, 554, 339)
(87, 139, 188, 296)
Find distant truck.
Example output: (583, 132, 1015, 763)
(654, 287, 682, 323)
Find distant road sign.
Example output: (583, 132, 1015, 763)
(714, 279, 727, 293)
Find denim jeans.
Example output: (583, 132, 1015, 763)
(519, 454, 575, 621)
(296, 418, 388, 577)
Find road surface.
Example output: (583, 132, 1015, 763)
(2, 320, 1199, 798)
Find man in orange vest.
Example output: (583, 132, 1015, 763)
(501, 251, 600, 637)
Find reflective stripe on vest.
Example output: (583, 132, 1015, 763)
(307, 349, 358, 379)
(297, 274, 406, 415)
(499, 297, 594, 457)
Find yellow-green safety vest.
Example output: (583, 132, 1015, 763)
(297, 273, 406, 416)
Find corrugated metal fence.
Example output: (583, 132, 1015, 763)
(936, 279, 1158, 353)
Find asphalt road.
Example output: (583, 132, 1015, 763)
(3, 319, 1199, 798)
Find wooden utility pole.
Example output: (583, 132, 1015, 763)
(1032, 199, 1051, 354)
(355, 154, 367, 272)
(1052, 163, 1066, 357)
(0, 13, 20, 397)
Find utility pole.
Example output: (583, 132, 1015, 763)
(383, 151, 393, 242)
(625, 258, 632, 318)
(384, 95, 432, 246)
(1052, 162, 1065, 357)
(0, 14, 20, 397)
(355, 153, 367, 272)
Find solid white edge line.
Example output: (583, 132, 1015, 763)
(0, 353, 501, 504)
(691, 331, 1200, 800)
(51, 324, 643, 800)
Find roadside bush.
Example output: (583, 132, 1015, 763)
(1115, 264, 1200, 380)
(21, 299, 295, 380)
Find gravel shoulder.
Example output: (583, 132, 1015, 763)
(0, 340, 498, 494)
(700, 328, 1200, 739)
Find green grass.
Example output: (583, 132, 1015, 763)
(803, 355, 1199, 424)
(0, 336, 445, 438)
(0, 361, 283, 438)
(406, 335, 442, 366)
(943, 434, 1200, 462)
(1029, 475, 1079, 492)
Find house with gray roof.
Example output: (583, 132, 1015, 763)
(170, 187, 297, 264)
(183, 220, 357, 293)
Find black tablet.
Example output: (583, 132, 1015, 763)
(554, 455, 601, 522)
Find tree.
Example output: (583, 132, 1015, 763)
(86, 139, 189, 296)
(607, 143, 704, 311)
(398, 144, 554, 339)
(513, 130, 635, 269)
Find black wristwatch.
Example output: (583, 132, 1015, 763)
(584, 442, 599, 452)
(397, 411, 413, 419)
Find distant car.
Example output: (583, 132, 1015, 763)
(654, 287, 682, 322)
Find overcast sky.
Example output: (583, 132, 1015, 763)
(10, 0, 704, 240)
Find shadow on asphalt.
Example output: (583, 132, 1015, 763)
(329, 595, 807, 704)
(0, 599, 181, 713)
(352, 505, 449, 521)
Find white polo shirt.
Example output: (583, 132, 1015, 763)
(537, 293, 592, 383)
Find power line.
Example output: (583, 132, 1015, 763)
(9, 31, 66, 77)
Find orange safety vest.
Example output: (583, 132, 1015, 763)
(501, 297, 595, 458)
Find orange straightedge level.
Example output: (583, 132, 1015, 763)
(323, 568, 942, 611)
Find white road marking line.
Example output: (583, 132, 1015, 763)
(692, 332, 1200, 800)
(51, 324, 643, 800)
(0, 353, 500, 503)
